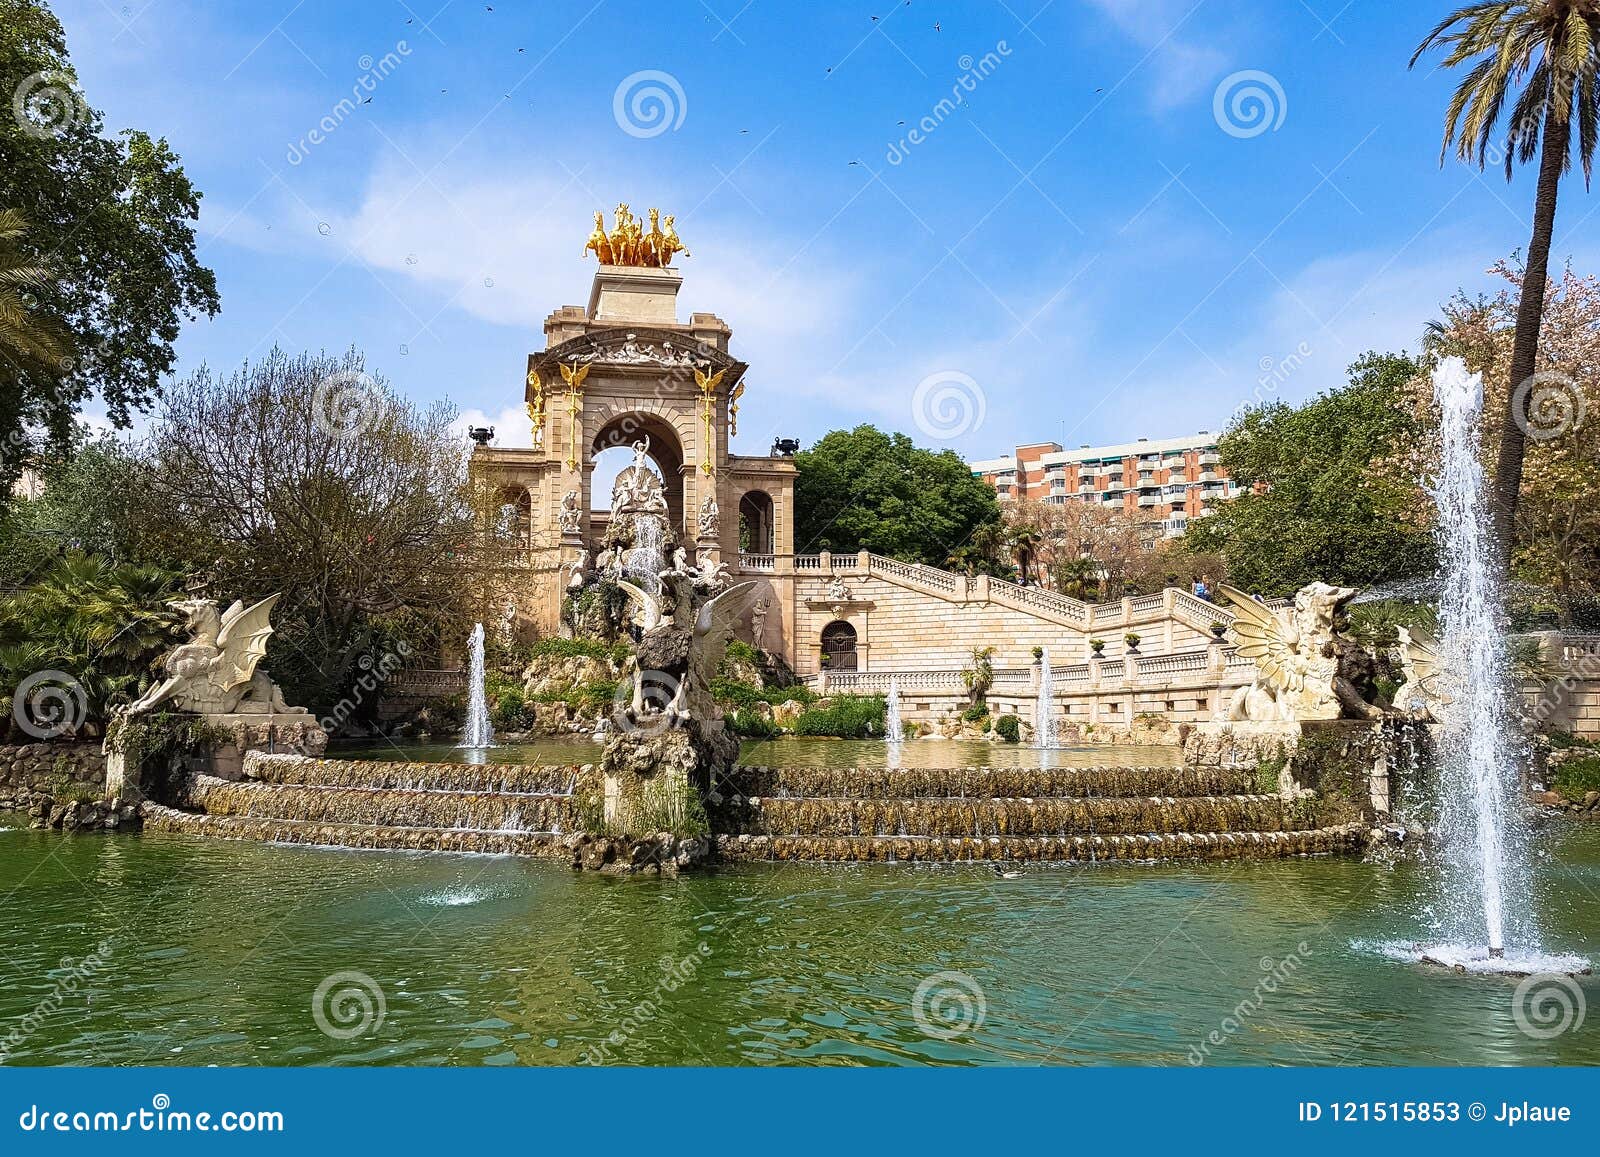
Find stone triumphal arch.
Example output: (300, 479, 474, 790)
(470, 209, 797, 649)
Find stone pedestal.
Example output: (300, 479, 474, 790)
(587, 265, 682, 324)
(201, 712, 328, 780)
(585, 718, 738, 874)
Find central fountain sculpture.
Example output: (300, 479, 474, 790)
(561, 439, 759, 872)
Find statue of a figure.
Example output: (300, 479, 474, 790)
(693, 549, 730, 591)
(1221, 583, 1382, 722)
(122, 595, 296, 717)
(698, 493, 719, 539)
(751, 596, 770, 647)
(558, 490, 582, 535)
(612, 438, 668, 516)
(566, 549, 590, 592)
(826, 576, 850, 604)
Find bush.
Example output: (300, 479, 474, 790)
(962, 701, 989, 723)
(711, 677, 815, 712)
(792, 694, 886, 738)
(529, 636, 629, 665)
(1552, 756, 1600, 802)
(725, 709, 778, 739)
(491, 685, 530, 731)
(994, 714, 1021, 743)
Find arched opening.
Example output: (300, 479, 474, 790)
(820, 620, 858, 671)
(590, 412, 686, 536)
(739, 490, 775, 554)
(495, 485, 532, 547)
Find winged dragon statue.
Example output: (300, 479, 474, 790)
(614, 565, 759, 728)
(122, 594, 295, 717)
(1220, 583, 1383, 722)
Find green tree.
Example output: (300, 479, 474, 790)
(1412, 1, 1600, 559)
(1183, 353, 1435, 596)
(0, 0, 218, 488)
(793, 425, 1002, 567)
(139, 347, 479, 712)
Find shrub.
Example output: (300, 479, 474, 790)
(1124, 633, 1141, 649)
(792, 694, 886, 738)
(491, 685, 530, 731)
(994, 714, 1021, 743)
(725, 709, 778, 739)
(1552, 756, 1600, 802)
(1090, 638, 1106, 653)
(711, 677, 816, 712)
(962, 701, 989, 723)
(529, 636, 629, 664)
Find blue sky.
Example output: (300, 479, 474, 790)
(54, 0, 1600, 461)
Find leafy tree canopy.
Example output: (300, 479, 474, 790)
(792, 425, 1002, 567)
(0, 0, 218, 486)
(1183, 352, 1435, 597)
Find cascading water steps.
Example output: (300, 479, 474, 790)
(140, 751, 1359, 864)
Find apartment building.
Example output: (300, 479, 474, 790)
(969, 433, 1238, 537)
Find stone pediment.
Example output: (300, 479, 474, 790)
(531, 329, 745, 382)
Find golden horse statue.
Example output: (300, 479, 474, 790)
(583, 211, 614, 264)
(583, 206, 689, 267)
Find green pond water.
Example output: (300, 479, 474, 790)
(2, 821, 1597, 1066)
(331, 736, 1186, 769)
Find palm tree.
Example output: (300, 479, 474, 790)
(1009, 525, 1042, 586)
(1412, 2, 1600, 559)
(0, 209, 70, 376)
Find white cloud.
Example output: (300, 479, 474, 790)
(1085, 0, 1228, 109)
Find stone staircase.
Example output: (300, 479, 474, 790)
(142, 753, 584, 857)
(141, 752, 1362, 864)
(708, 762, 1361, 863)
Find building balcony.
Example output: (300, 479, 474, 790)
(1199, 451, 1221, 465)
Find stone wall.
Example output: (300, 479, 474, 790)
(0, 741, 107, 813)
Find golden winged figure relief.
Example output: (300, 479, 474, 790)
(559, 361, 592, 391)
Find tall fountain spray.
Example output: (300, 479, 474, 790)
(1036, 647, 1057, 749)
(460, 622, 495, 751)
(886, 676, 903, 765)
(1430, 358, 1519, 957)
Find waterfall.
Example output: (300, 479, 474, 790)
(459, 622, 495, 750)
(626, 512, 667, 593)
(1427, 358, 1527, 959)
(1036, 647, 1057, 749)
(886, 676, 903, 764)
